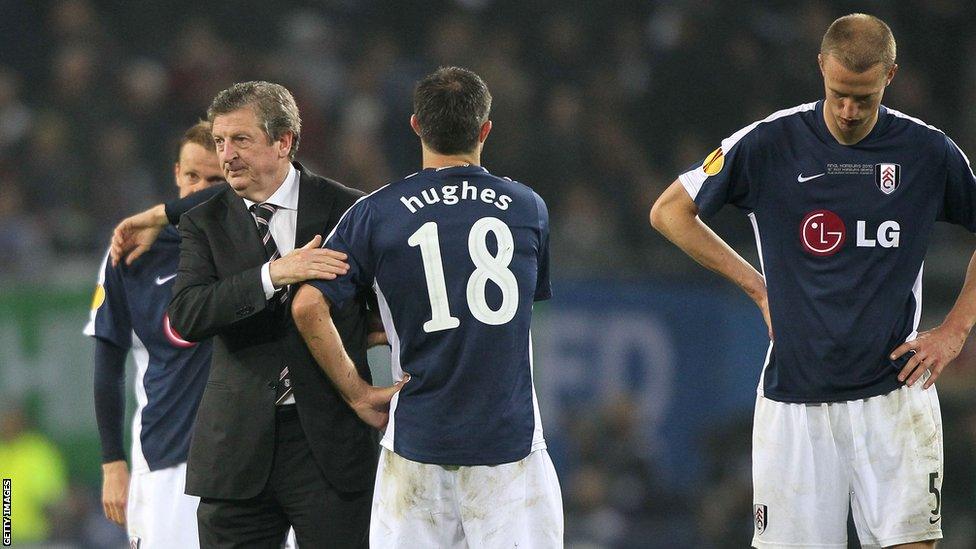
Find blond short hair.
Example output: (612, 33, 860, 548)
(821, 13, 896, 73)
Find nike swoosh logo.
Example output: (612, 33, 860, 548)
(155, 274, 177, 285)
(797, 173, 826, 182)
(930, 516, 942, 524)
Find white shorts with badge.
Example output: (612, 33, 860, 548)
(752, 381, 943, 548)
(126, 462, 200, 549)
(369, 447, 564, 548)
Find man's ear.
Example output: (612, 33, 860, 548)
(278, 131, 294, 159)
(885, 63, 898, 86)
(478, 120, 492, 144)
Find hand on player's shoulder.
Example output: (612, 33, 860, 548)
(270, 236, 351, 286)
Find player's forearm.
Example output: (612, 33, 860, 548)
(650, 187, 765, 301)
(941, 249, 976, 336)
(292, 285, 369, 405)
(93, 339, 128, 463)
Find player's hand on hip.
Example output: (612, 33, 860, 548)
(111, 205, 167, 266)
(351, 376, 410, 430)
(891, 323, 968, 389)
(269, 235, 350, 286)
(101, 460, 130, 527)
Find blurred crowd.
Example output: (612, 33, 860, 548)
(4, 0, 976, 547)
(3, 0, 974, 282)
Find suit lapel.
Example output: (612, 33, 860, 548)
(295, 162, 335, 246)
(222, 190, 268, 267)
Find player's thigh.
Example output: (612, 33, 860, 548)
(456, 449, 564, 549)
(127, 465, 199, 548)
(849, 383, 943, 548)
(752, 396, 851, 548)
(369, 448, 464, 549)
(126, 468, 150, 546)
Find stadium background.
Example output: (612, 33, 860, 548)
(1, 0, 975, 547)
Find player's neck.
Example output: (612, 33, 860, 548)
(421, 146, 480, 170)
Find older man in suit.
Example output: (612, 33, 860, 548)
(165, 81, 379, 548)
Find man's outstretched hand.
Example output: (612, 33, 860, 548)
(110, 205, 168, 266)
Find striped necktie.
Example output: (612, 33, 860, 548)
(250, 202, 294, 405)
(251, 202, 281, 261)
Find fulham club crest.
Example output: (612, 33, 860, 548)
(875, 163, 901, 195)
(754, 504, 768, 535)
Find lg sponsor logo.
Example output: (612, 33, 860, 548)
(799, 209, 900, 257)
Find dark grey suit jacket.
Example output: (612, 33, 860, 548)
(168, 162, 378, 499)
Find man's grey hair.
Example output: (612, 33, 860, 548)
(207, 81, 301, 160)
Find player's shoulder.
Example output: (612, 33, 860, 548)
(182, 184, 235, 224)
(880, 105, 951, 146)
(724, 101, 819, 151)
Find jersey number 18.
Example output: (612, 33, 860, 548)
(409, 217, 519, 333)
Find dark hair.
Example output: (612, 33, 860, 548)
(413, 67, 492, 155)
(176, 119, 215, 161)
(821, 13, 896, 73)
(207, 81, 301, 159)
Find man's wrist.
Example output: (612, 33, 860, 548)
(150, 204, 168, 226)
(940, 316, 973, 339)
(102, 460, 127, 472)
(345, 375, 370, 407)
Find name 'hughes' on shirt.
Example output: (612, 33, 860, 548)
(400, 179, 512, 213)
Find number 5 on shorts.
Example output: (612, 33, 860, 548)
(929, 472, 941, 523)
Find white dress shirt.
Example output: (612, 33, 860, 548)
(242, 164, 299, 300)
(242, 164, 300, 405)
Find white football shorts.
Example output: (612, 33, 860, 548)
(370, 447, 564, 548)
(752, 380, 943, 548)
(126, 462, 200, 548)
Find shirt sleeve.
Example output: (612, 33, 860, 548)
(306, 199, 374, 309)
(83, 250, 133, 349)
(533, 192, 552, 301)
(938, 135, 976, 231)
(677, 130, 759, 218)
(260, 261, 276, 299)
(92, 338, 128, 463)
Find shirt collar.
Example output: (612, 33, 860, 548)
(242, 164, 300, 211)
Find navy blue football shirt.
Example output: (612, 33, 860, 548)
(309, 165, 551, 465)
(85, 226, 212, 471)
(680, 101, 976, 403)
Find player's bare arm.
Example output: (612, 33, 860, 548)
(268, 234, 351, 287)
(100, 460, 129, 527)
(891, 249, 976, 389)
(650, 179, 773, 338)
(291, 284, 406, 429)
(110, 204, 168, 266)
(366, 310, 389, 348)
